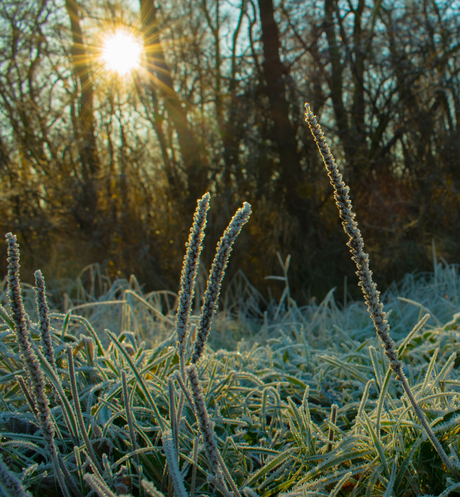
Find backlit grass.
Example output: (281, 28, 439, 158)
(1, 109, 460, 496)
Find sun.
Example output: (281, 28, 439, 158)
(101, 29, 142, 76)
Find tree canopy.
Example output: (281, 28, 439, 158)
(1, 0, 459, 307)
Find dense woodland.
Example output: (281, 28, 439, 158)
(0, 0, 459, 308)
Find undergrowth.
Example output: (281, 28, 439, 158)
(1, 106, 460, 497)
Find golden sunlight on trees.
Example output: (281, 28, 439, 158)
(1, 0, 459, 307)
(101, 29, 143, 75)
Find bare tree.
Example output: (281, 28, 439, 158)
(139, 0, 209, 212)
(65, 0, 101, 236)
(257, 0, 312, 229)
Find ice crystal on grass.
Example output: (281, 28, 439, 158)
(2, 174, 460, 497)
(175, 193, 210, 379)
(0, 453, 32, 497)
(5, 233, 71, 497)
(34, 270, 57, 374)
(192, 201, 252, 364)
(161, 430, 188, 497)
(305, 102, 460, 482)
(186, 364, 228, 490)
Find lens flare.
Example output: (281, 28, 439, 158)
(102, 29, 142, 76)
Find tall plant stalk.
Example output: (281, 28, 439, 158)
(305, 103, 460, 482)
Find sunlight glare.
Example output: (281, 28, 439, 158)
(102, 30, 142, 76)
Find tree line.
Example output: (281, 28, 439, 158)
(0, 0, 459, 308)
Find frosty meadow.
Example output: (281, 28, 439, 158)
(1, 105, 460, 496)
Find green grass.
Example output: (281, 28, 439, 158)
(1, 107, 460, 497)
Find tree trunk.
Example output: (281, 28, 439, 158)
(65, 0, 100, 236)
(257, 0, 311, 223)
(139, 0, 208, 211)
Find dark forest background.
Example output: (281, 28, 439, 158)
(1, 0, 459, 309)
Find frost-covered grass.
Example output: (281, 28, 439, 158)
(2, 108, 460, 497)
(2, 239, 460, 497)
